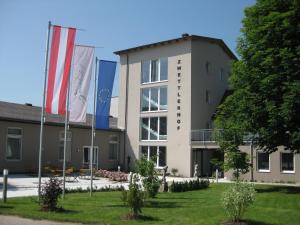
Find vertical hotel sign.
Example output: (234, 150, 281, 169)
(177, 59, 182, 130)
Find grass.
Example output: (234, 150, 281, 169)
(1, 184, 300, 225)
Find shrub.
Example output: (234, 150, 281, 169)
(171, 168, 178, 176)
(222, 181, 256, 222)
(95, 169, 128, 182)
(135, 157, 160, 198)
(65, 185, 125, 193)
(169, 178, 209, 192)
(40, 177, 63, 211)
(122, 173, 145, 219)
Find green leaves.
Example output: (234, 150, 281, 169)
(216, 0, 300, 153)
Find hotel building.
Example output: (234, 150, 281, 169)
(115, 34, 300, 183)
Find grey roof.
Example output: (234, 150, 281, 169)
(0, 101, 119, 131)
(114, 34, 237, 60)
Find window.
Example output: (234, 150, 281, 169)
(141, 58, 168, 83)
(109, 135, 118, 160)
(6, 128, 22, 160)
(220, 68, 224, 81)
(141, 117, 167, 141)
(141, 86, 167, 112)
(83, 146, 98, 165)
(257, 151, 270, 172)
(281, 153, 294, 173)
(140, 146, 166, 168)
(160, 58, 168, 81)
(206, 61, 211, 74)
(58, 131, 72, 161)
(205, 90, 211, 104)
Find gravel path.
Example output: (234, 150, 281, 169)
(0, 215, 85, 225)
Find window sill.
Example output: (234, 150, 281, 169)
(6, 159, 22, 162)
(108, 159, 118, 162)
(140, 140, 167, 142)
(281, 171, 295, 174)
(141, 110, 168, 114)
(141, 80, 168, 85)
(257, 170, 271, 173)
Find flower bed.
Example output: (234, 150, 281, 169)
(95, 169, 128, 182)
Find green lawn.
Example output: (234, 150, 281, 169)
(1, 184, 300, 225)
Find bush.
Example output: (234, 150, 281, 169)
(122, 173, 145, 219)
(40, 177, 63, 211)
(222, 182, 256, 222)
(169, 178, 209, 192)
(171, 168, 178, 176)
(95, 169, 128, 182)
(65, 185, 124, 193)
(135, 157, 160, 198)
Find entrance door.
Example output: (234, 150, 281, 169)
(192, 148, 224, 178)
(83, 146, 99, 169)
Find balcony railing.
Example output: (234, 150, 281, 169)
(191, 129, 222, 143)
(191, 129, 255, 144)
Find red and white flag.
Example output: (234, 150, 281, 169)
(46, 25, 76, 115)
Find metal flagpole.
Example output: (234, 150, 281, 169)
(62, 78, 71, 199)
(38, 21, 51, 200)
(90, 57, 98, 196)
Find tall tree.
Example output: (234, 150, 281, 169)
(216, 0, 300, 154)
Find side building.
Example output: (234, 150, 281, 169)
(0, 101, 124, 173)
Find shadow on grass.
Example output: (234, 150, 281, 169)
(107, 200, 181, 209)
(145, 200, 181, 209)
(0, 205, 14, 209)
(255, 185, 300, 194)
(246, 219, 274, 225)
(56, 208, 80, 214)
(136, 214, 159, 221)
(122, 214, 160, 222)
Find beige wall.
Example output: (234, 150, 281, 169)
(0, 120, 122, 173)
(117, 38, 237, 177)
(224, 145, 300, 183)
(118, 41, 192, 176)
(191, 40, 231, 129)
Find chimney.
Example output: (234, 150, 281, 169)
(181, 33, 189, 38)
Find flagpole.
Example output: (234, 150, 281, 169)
(90, 57, 98, 196)
(38, 21, 51, 200)
(62, 79, 71, 199)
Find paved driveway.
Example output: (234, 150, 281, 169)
(0, 215, 85, 225)
(0, 174, 128, 198)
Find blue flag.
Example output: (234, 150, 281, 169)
(95, 60, 117, 129)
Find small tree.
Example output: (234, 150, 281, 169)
(135, 157, 160, 198)
(214, 128, 251, 180)
(222, 181, 256, 223)
(40, 177, 63, 211)
(122, 173, 144, 219)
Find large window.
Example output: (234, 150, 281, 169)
(141, 86, 167, 112)
(6, 128, 22, 160)
(281, 153, 294, 173)
(141, 58, 168, 83)
(141, 117, 167, 140)
(109, 135, 119, 160)
(59, 131, 72, 161)
(257, 151, 270, 172)
(140, 146, 166, 168)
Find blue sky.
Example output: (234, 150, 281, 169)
(0, 0, 255, 113)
